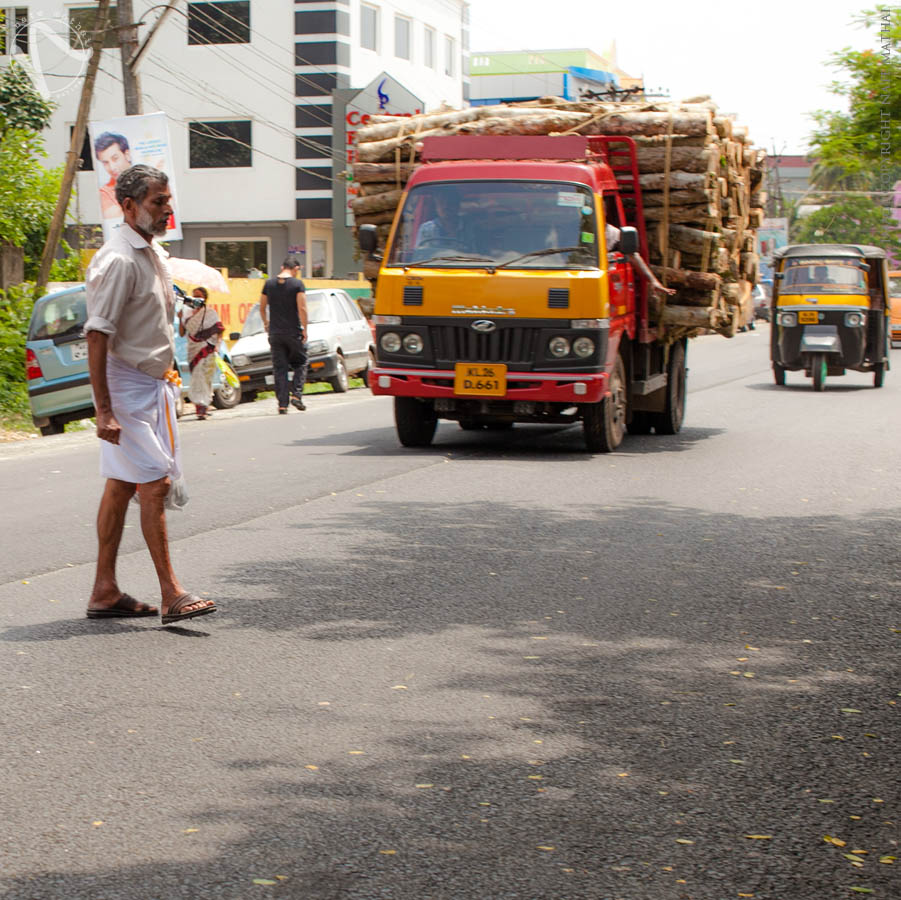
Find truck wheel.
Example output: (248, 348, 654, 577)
(329, 354, 349, 393)
(583, 355, 626, 453)
(395, 397, 437, 447)
(653, 341, 686, 435)
(627, 411, 653, 434)
(458, 418, 484, 431)
(812, 353, 827, 392)
(873, 363, 885, 388)
(39, 420, 65, 436)
(773, 363, 786, 386)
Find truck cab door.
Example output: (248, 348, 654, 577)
(607, 251, 635, 320)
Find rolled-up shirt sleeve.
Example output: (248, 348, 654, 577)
(84, 248, 136, 336)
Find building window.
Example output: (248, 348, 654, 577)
(423, 25, 435, 68)
(394, 15, 410, 60)
(360, 3, 378, 51)
(187, 1, 250, 45)
(70, 126, 93, 171)
(202, 239, 269, 279)
(189, 120, 252, 168)
(68, 6, 118, 50)
(444, 34, 455, 77)
(0, 7, 28, 54)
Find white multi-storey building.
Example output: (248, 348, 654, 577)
(1, 1, 468, 278)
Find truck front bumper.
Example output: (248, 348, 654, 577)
(370, 367, 608, 404)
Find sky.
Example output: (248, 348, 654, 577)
(467, 0, 879, 156)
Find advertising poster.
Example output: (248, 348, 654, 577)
(756, 217, 789, 283)
(88, 111, 182, 242)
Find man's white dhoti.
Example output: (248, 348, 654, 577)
(98, 355, 188, 509)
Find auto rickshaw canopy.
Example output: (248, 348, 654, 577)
(773, 243, 886, 261)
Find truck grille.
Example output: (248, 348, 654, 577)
(431, 324, 540, 365)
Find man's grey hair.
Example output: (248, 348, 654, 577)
(115, 164, 169, 206)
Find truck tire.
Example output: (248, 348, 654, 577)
(652, 341, 686, 435)
(873, 363, 885, 388)
(773, 363, 786, 386)
(811, 353, 827, 392)
(627, 411, 653, 434)
(329, 354, 349, 393)
(395, 397, 437, 447)
(582, 355, 626, 453)
(40, 420, 65, 436)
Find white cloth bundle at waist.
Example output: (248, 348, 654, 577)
(97, 354, 188, 508)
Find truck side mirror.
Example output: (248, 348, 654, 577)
(358, 224, 378, 255)
(619, 226, 639, 256)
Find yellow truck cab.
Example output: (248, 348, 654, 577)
(359, 135, 687, 452)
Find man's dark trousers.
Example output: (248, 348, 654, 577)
(269, 332, 308, 408)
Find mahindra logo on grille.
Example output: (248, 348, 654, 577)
(471, 320, 497, 333)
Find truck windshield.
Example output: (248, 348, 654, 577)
(387, 181, 598, 269)
(781, 259, 868, 294)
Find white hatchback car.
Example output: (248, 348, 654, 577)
(229, 289, 375, 399)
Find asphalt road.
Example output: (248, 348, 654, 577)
(1, 325, 898, 900)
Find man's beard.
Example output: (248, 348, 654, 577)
(136, 206, 167, 236)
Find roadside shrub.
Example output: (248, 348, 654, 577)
(0, 282, 35, 416)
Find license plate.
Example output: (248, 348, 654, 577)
(798, 310, 819, 324)
(265, 374, 274, 385)
(453, 363, 507, 397)
(70, 341, 88, 361)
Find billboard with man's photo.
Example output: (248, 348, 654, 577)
(88, 111, 182, 242)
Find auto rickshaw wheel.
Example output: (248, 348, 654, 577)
(812, 354, 827, 392)
(773, 364, 785, 386)
(874, 363, 885, 388)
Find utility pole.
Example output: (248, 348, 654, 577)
(117, 0, 142, 115)
(34, 0, 112, 298)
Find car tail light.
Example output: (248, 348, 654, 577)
(25, 348, 43, 380)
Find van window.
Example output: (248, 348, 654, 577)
(29, 290, 87, 340)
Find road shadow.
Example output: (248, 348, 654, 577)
(2, 498, 898, 899)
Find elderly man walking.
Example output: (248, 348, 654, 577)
(84, 164, 216, 625)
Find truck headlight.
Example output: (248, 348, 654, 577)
(305, 339, 328, 355)
(844, 311, 864, 327)
(381, 332, 401, 353)
(779, 312, 797, 328)
(548, 336, 571, 358)
(572, 337, 595, 358)
(232, 354, 250, 367)
(403, 333, 424, 354)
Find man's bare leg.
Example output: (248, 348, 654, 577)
(138, 476, 212, 617)
(89, 478, 140, 609)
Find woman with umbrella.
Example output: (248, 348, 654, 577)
(179, 287, 224, 420)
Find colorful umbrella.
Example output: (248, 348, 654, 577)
(168, 257, 230, 294)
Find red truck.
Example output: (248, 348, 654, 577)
(358, 134, 687, 452)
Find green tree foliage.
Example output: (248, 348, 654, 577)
(0, 60, 54, 136)
(809, 7, 901, 190)
(794, 195, 901, 254)
(0, 283, 34, 417)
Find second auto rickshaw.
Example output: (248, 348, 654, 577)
(770, 243, 890, 391)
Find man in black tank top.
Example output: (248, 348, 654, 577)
(260, 257, 308, 413)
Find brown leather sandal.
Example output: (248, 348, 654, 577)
(161, 593, 217, 625)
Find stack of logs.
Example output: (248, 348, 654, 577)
(351, 97, 766, 339)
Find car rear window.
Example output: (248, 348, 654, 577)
(29, 289, 87, 341)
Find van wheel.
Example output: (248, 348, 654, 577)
(40, 420, 65, 436)
(652, 341, 686, 435)
(395, 397, 437, 447)
(582, 355, 626, 453)
(329, 354, 349, 393)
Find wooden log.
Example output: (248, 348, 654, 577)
(641, 188, 716, 207)
(582, 111, 713, 136)
(455, 110, 592, 135)
(352, 162, 417, 183)
(651, 266, 721, 290)
(358, 181, 402, 197)
(748, 208, 765, 228)
(661, 305, 717, 327)
(358, 108, 481, 142)
(357, 128, 443, 162)
(351, 189, 403, 215)
(354, 209, 397, 226)
(713, 116, 733, 139)
(643, 203, 718, 223)
(636, 147, 717, 174)
(665, 224, 722, 255)
(638, 171, 711, 191)
(633, 134, 712, 148)
(680, 248, 735, 276)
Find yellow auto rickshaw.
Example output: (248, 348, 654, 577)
(770, 244, 891, 391)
